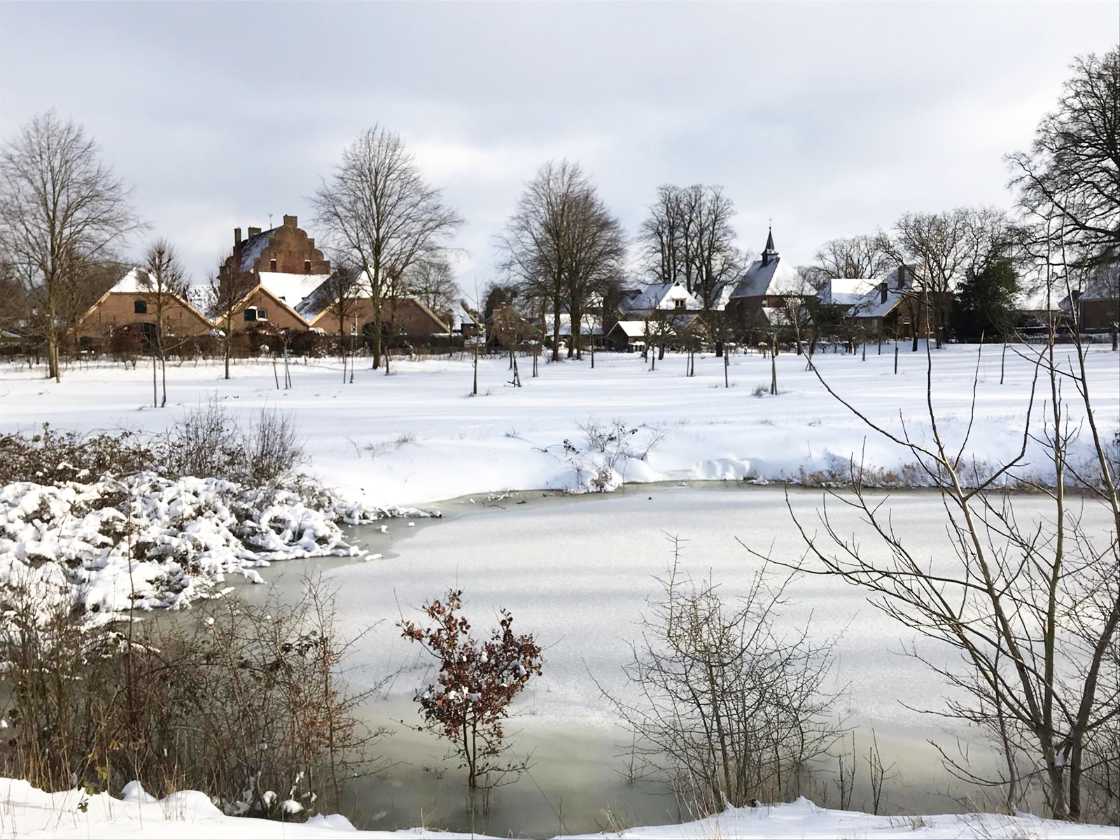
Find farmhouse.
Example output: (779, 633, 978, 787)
(215, 214, 449, 343)
(75, 268, 213, 347)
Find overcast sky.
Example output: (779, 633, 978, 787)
(2, 1, 1116, 295)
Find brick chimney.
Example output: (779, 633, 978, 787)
(880, 282, 888, 304)
(234, 227, 242, 246)
(283, 214, 297, 228)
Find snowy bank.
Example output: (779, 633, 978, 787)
(558, 796, 1117, 838)
(0, 471, 429, 622)
(1, 778, 1112, 839)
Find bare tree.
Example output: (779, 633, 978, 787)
(207, 257, 256, 381)
(0, 112, 140, 381)
(405, 256, 459, 324)
(139, 239, 189, 407)
(313, 125, 462, 370)
(599, 541, 840, 814)
(751, 322, 1119, 820)
(813, 235, 894, 281)
(562, 187, 625, 360)
(499, 160, 621, 362)
(639, 184, 743, 354)
(1009, 49, 1120, 269)
(317, 263, 363, 383)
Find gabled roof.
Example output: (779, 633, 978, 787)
(849, 286, 906, 319)
(77, 267, 214, 329)
(609, 320, 649, 338)
(621, 282, 702, 312)
(729, 255, 803, 299)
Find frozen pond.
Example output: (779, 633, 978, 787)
(238, 484, 1111, 836)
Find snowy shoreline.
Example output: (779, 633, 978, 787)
(3, 776, 1115, 839)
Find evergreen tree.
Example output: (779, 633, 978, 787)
(953, 258, 1019, 341)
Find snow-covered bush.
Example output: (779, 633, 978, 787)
(555, 420, 663, 493)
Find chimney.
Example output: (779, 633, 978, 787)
(248, 226, 261, 238)
(880, 282, 888, 304)
(283, 214, 297, 228)
(308, 238, 315, 249)
(234, 227, 242, 246)
(897, 264, 908, 290)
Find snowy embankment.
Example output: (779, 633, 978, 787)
(3, 778, 1113, 839)
(0, 471, 427, 620)
(1, 345, 1116, 508)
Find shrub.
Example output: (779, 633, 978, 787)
(0, 424, 154, 485)
(161, 400, 305, 486)
(400, 590, 542, 792)
(0, 578, 382, 819)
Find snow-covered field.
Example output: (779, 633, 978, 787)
(1, 344, 1116, 507)
(0, 345, 1117, 838)
(1, 777, 1113, 839)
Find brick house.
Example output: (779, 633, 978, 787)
(298, 274, 449, 344)
(217, 215, 332, 334)
(75, 268, 213, 346)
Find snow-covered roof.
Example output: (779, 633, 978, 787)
(610, 320, 648, 338)
(107, 267, 150, 294)
(729, 254, 803, 299)
(238, 228, 279, 272)
(545, 313, 603, 337)
(258, 272, 331, 307)
(849, 286, 906, 319)
(820, 278, 876, 306)
(621, 282, 702, 312)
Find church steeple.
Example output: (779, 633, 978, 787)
(761, 225, 778, 266)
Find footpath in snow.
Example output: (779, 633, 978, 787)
(1, 344, 1116, 508)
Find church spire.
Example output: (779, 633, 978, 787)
(761, 224, 778, 266)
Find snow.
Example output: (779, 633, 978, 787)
(0, 776, 486, 838)
(556, 797, 1116, 839)
(0, 777, 1110, 839)
(258, 271, 332, 310)
(0, 344, 1115, 510)
(0, 470, 429, 622)
(107, 267, 149, 294)
(820, 277, 877, 306)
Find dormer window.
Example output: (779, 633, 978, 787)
(133, 299, 148, 314)
(304, 260, 311, 273)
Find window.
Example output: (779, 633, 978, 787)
(256, 307, 269, 321)
(269, 259, 277, 271)
(674, 298, 685, 310)
(244, 307, 257, 322)
(304, 260, 311, 273)
(133, 299, 148, 314)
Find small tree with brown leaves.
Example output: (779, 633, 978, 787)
(400, 590, 542, 792)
